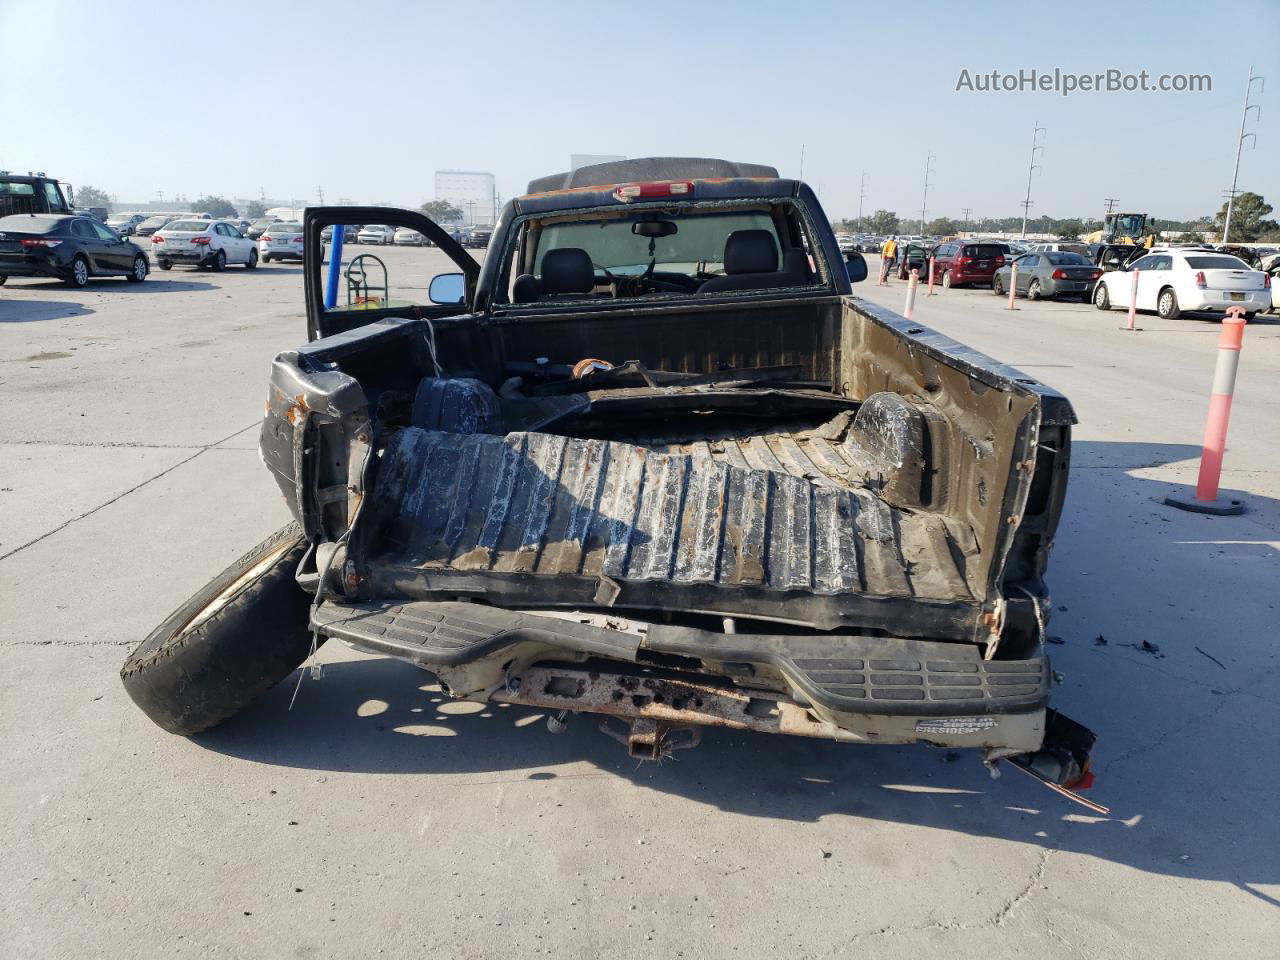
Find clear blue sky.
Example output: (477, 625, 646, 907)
(2, 0, 1276, 222)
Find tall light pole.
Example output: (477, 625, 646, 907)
(919, 152, 935, 235)
(1020, 123, 1046, 238)
(1222, 65, 1264, 243)
(857, 169, 866, 230)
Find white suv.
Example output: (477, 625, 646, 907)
(1093, 250, 1270, 319)
(151, 219, 257, 271)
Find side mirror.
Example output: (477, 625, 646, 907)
(429, 272, 466, 305)
(844, 251, 868, 283)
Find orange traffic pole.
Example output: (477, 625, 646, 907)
(1164, 307, 1248, 516)
(903, 268, 920, 319)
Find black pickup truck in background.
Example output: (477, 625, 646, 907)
(123, 157, 1096, 799)
(0, 172, 75, 218)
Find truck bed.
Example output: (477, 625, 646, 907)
(362, 423, 979, 640)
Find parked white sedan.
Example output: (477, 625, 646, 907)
(1092, 250, 1270, 320)
(152, 219, 257, 271)
(394, 227, 426, 246)
(259, 222, 305, 263)
(357, 224, 395, 245)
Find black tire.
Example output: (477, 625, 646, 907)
(263, 255, 272, 264)
(212, 249, 226, 272)
(246, 248, 258, 270)
(1028, 279, 1043, 301)
(159, 259, 172, 271)
(0, 275, 7, 286)
(1242, 311, 1257, 323)
(127, 254, 148, 282)
(1157, 286, 1181, 320)
(120, 522, 320, 736)
(1093, 282, 1111, 310)
(941, 270, 952, 289)
(66, 256, 90, 288)
(992, 275, 1005, 296)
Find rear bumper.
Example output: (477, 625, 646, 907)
(312, 598, 1051, 752)
(157, 249, 214, 265)
(0, 258, 59, 278)
(1183, 291, 1269, 312)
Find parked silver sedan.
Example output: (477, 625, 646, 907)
(993, 251, 1102, 301)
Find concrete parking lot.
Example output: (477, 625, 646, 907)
(2, 250, 1277, 959)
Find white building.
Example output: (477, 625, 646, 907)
(434, 170, 496, 226)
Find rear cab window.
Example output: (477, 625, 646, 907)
(499, 199, 825, 306)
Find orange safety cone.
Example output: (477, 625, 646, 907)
(1164, 307, 1248, 515)
(903, 268, 919, 319)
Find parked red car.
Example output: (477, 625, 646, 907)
(931, 240, 1006, 288)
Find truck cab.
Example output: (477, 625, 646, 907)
(0, 172, 74, 217)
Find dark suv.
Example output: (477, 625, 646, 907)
(931, 241, 1006, 288)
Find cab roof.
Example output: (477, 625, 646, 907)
(526, 157, 779, 194)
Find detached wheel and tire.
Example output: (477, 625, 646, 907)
(1093, 282, 1111, 310)
(120, 522, 320, 736)
(1157, 287, 1181, 320)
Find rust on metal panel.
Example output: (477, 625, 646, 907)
(490, 665, 864, 746)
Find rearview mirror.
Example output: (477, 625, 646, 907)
(429, 272, 466, 305)
(845, 252, 868, 283)
(632, 220, 678, 238)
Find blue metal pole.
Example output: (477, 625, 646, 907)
(323, 226, 344, 309)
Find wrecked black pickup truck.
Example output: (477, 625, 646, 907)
(123, 157, 1097, 796)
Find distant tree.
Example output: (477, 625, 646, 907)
(192, 195, 239, 218)
(420, 200, 463, 223)
(924, 217, 958, 237)
(244, 200, 268, 219)
(1056, 219, 1084, 240)
(1215, 192, 1277, 242)
(866, 209, 899, 235)
(76, 185, 112, 212)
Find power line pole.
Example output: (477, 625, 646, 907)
(1222, 64, 1264, 243)
(961, 207, 973, 233)
(1020, 122, 1046, 238)
(798, 144, 805, 181)
(857, 170, 867, 229)
(1103, 197, 1119, 214)
(317, 185, 325, 205)
(919, 152, 935, 235)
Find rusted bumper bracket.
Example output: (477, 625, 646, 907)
(490, 664, 864, 755)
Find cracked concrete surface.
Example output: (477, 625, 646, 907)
(1, 252, 1278, 958)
